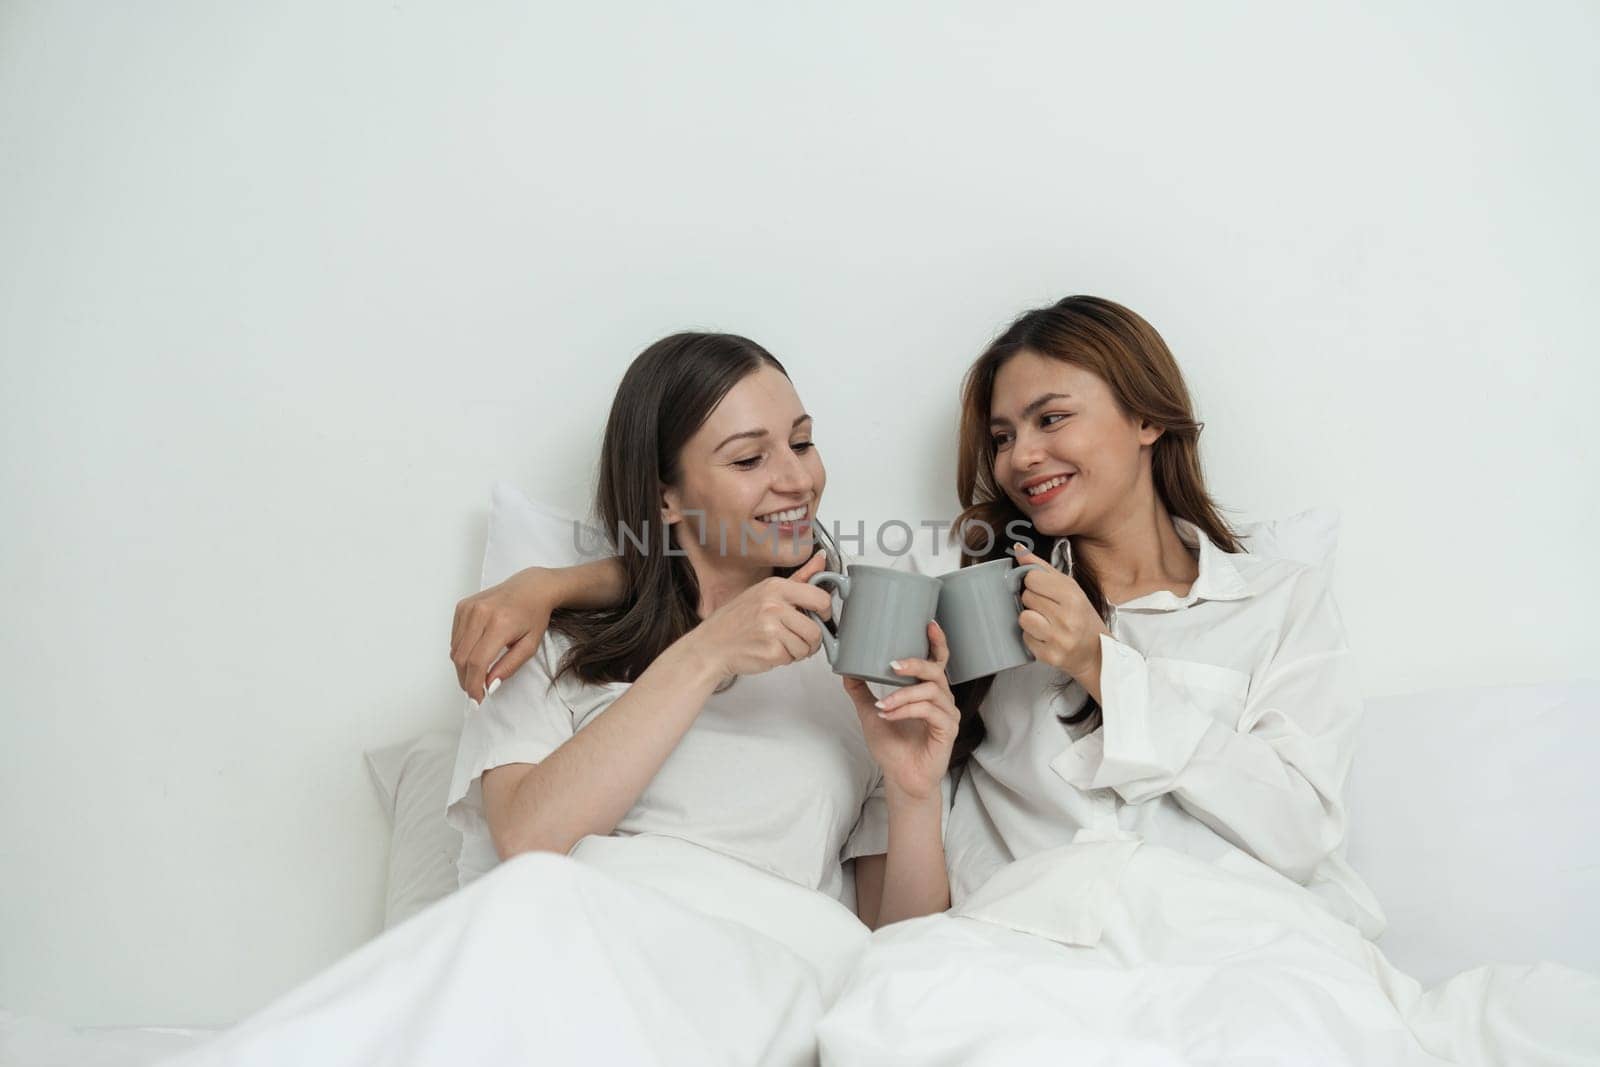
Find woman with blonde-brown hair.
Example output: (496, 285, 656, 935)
(820, 298, 1600, 1065)
(932, 295, 1382, 926)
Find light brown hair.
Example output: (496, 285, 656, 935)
(950, 295, 1239, 763)
(552, 332, 789, 686)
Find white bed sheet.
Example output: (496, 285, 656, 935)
(0, 1011, 214, 1067)
(818, 842, 1600, 1066)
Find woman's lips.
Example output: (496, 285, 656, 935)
(1021, 474, 1073, 508)
(753, 508, 813, 537)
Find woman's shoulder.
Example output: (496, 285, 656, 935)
(1220, 549, 1349, 657)
(1227, 545, 1333, 602)
(532, 629, 630, 699)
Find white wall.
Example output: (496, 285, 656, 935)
(2, 0, 1595, 1027)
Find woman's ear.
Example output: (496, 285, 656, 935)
(1137, 419, 1165, 447)
(660, 483, 683, 526)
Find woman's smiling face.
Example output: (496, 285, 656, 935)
(662, 365, 826, 570)
(988, 350, 1161, 540)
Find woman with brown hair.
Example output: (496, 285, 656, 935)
(934, 295, 1383, 930)
(170, 331, 958, 1067)
(821, 298, 1596, 1065)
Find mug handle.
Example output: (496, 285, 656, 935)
(1007, 563, 1045, 665)
(1006, 563, 1044, 596)
(806, 571, 850, 664)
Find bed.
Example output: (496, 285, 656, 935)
(4, 678, 1595, 1065)
(6, 485, 1594, 1062)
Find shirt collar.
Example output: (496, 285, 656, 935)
(1111, 517, 1253, 612)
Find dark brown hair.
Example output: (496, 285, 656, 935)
(551, 332, 788, 686)
(950, 296, 1239, 765)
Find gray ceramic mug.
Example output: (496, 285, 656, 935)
(935, 559, 1044, 685)
(806, 565, 943, 686)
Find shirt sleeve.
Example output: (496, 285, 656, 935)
(841, 763, 957, 863)
(1054, 567, 1362, 885)
(842, 767, 890, 861)
(445, 636, 581, 863)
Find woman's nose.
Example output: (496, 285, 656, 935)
(1011, 428, 1046, 469)
(772, 449, 815, 494)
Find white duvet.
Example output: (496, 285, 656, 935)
(820, 842, 1600, 1066)
(134, 837, 1599, 1066)
(160, 835, 871, 1067)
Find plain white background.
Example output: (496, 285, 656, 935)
(2, 0, 1596, 1027)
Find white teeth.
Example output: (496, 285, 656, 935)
(758, 506, 808, 523)
(1025, 475, 1071, 497)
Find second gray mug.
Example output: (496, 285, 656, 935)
(806, 565, 943, 687)
(936, 558, 1044, 685)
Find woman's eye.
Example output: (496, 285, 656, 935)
(791, 441, 814, 454)
(732, 455, 762, 470)
(991, 433, 1013, 450)
(1040, 412, 1071, 428)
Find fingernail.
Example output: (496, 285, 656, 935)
(486, 678, 502, 697)
(877, 711, 891, 719)
(889, 660, 902, 670)
(874, 699, 887, 710)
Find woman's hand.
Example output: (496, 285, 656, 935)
(1013, 544, 1111, 697)
(682, 551, 834, 679)
(451, 567, 558, 702)
(844, 622, 959, 803)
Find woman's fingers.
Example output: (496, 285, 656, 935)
(1019, 589, 1057, 615)
(875, 680, 949, 712)
(464, 624, 517, 700)
(1020, 570, 1073, 606)
(789, 549, 828, 584)
(1012, 544, 1078, 602)
(889, 654, 952, 688)
(1018, 609, 1051, 641)
(1012, 545, 1048, 565)
(779, 607, 824, 656)
(875, 700, 960, 738)
(771, 622, 811, 663)
(777, 577, 834, 620)
(453, 611, 492, 693)
(926, 621, 951, 669)
(483, 633, 539, 696)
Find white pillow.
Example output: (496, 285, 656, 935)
(1347, 680, 1600, 986)
(450, 483, 616, 890)
(365, 484, 605, 927)
(1233, 506, 1340, 574)
(364, 731, 462, 928)
(480, 480, 607, 589)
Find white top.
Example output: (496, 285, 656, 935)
(946, 518, 1388, 937)
(447, 627, 888, 902)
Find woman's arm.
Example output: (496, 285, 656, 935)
(481, 556, 834, 859)
(876, 786, 949, 925)
(850, 786, 949, 930)
(482, 635, 723, 858)
(853, 854, 887, 929)
(842, 623, 958, 928)
(451, 558, 627, 701)
(1064, 569, 1361, 885)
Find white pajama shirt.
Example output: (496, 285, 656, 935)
(946, 518, 1387, 937)
(448, 630, 890, 903)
